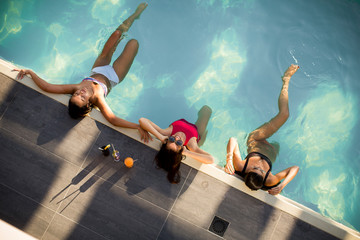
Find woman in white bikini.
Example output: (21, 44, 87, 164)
(14, 3, 150, 141)
(224, 64, 300, 195)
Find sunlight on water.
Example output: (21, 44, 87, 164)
(91, 0, 127, 25)
(184, 28, 248, 163)
(47, 23, 64, 38)
(204, 109, 249, 163)
(185, 28, 245, 107)
(44, 52, 71, 79)
(154, 73, 175, 92)
(281, 82, 357, 228)
(108, 61, 144, 118)
(314, 170, 346, 219)
(196, 0, 254, 9)
(0, 1, 31, 43)
(40, 32, 98, 83)
(285, 84, 356, 166)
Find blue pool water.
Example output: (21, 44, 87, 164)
(1, 0, 360, 231)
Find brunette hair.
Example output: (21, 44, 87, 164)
(155, 142, 184, 184)
(244, 172, 263, 190)
(68, 98, 93, 119)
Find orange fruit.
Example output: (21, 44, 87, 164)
(124, 157, 134, 168)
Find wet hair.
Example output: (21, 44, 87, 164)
(68, 98, 93, 119)
(244, 172, 263, 191)
(155, 142, 184, 184)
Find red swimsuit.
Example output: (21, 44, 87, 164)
(170, 119, 200, 146)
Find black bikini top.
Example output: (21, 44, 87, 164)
(236, 152, 279, 190)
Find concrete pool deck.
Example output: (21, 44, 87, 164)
(0, 59, 359, 240)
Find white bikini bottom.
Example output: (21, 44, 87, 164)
(91, 65, 119, 89)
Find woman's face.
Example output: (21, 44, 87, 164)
(71, 88, 91, 107)
(166, 135, 183, 152)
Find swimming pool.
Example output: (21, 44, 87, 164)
(1, 0, 360, 232)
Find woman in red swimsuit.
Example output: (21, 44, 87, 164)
(224, 64, 300, 195)
(13, 3, 150, 141)
(139, 105, 214, 183)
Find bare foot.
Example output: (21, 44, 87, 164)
(117, 2, 148, 32)
(134, 2, 148, 19)
(282, 64, 299, 84)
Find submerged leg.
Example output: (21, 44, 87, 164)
(111, 3, 147, 82)
(247, 64, 299, 144)
(92, 3, 147, 69)
(117, 2, 148, 33)
(112, 39, 139, 83)
(195, 105, 212, 146)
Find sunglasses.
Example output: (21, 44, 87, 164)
(168, 136, 184, 146)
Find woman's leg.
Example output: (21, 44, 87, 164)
(111, 3, 147, 82)
(92, 30, 123, 69)
(117, 3, 148, 33)
(247, 64, 299, 144)
(195, 105, 212, 146)
(112, 39, 139, 83)
(92, 3, 147, 70)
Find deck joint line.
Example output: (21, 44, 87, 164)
(155, 168, 193, 240)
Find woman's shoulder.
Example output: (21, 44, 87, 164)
(264, 172, 280, 187)
(186, 137, 198, 148)
(92, 91, 106, 107)
(163, 125, 173, 135)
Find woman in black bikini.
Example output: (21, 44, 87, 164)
(224, 64, 300, 195)
(13, 3, 150, 141)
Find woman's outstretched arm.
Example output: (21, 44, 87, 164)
(13, 69, 77, 94)
(184, 140, 214, 164)
(138, 117, 171, 142)
(224, 137, 244, 174)
(182, 146, 214, 164)
(97, 99, 151, 142)
(267, 166, 300, 195)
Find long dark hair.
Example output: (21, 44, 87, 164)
(68, 98, 93, 119)
(155, 142, 184, 184)
(244, 172, 263, 190)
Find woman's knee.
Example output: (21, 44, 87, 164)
(279, 110, 289, 122)
(229, 137, 238, 145)
(113, 30, 122, 39)
(198, 105, 212, 119)
(202, 105, 212, 115)
(126, 39, 139, 52)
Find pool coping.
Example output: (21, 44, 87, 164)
(1, 58, 359, 240)
(0, 219, 38, 240)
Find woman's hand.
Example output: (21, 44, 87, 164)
(180, 143, 214, 164)
(160, 135, 168, 144)
(268, 183, 284, 195)
(224, 160, 235, 175)
(268, 166, 299, 195)
(137, 126, 152, 143)
(224, 152, 235, 175)
(13, 69, 32, 80)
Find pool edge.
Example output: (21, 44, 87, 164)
(1, 59, 359, 240)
